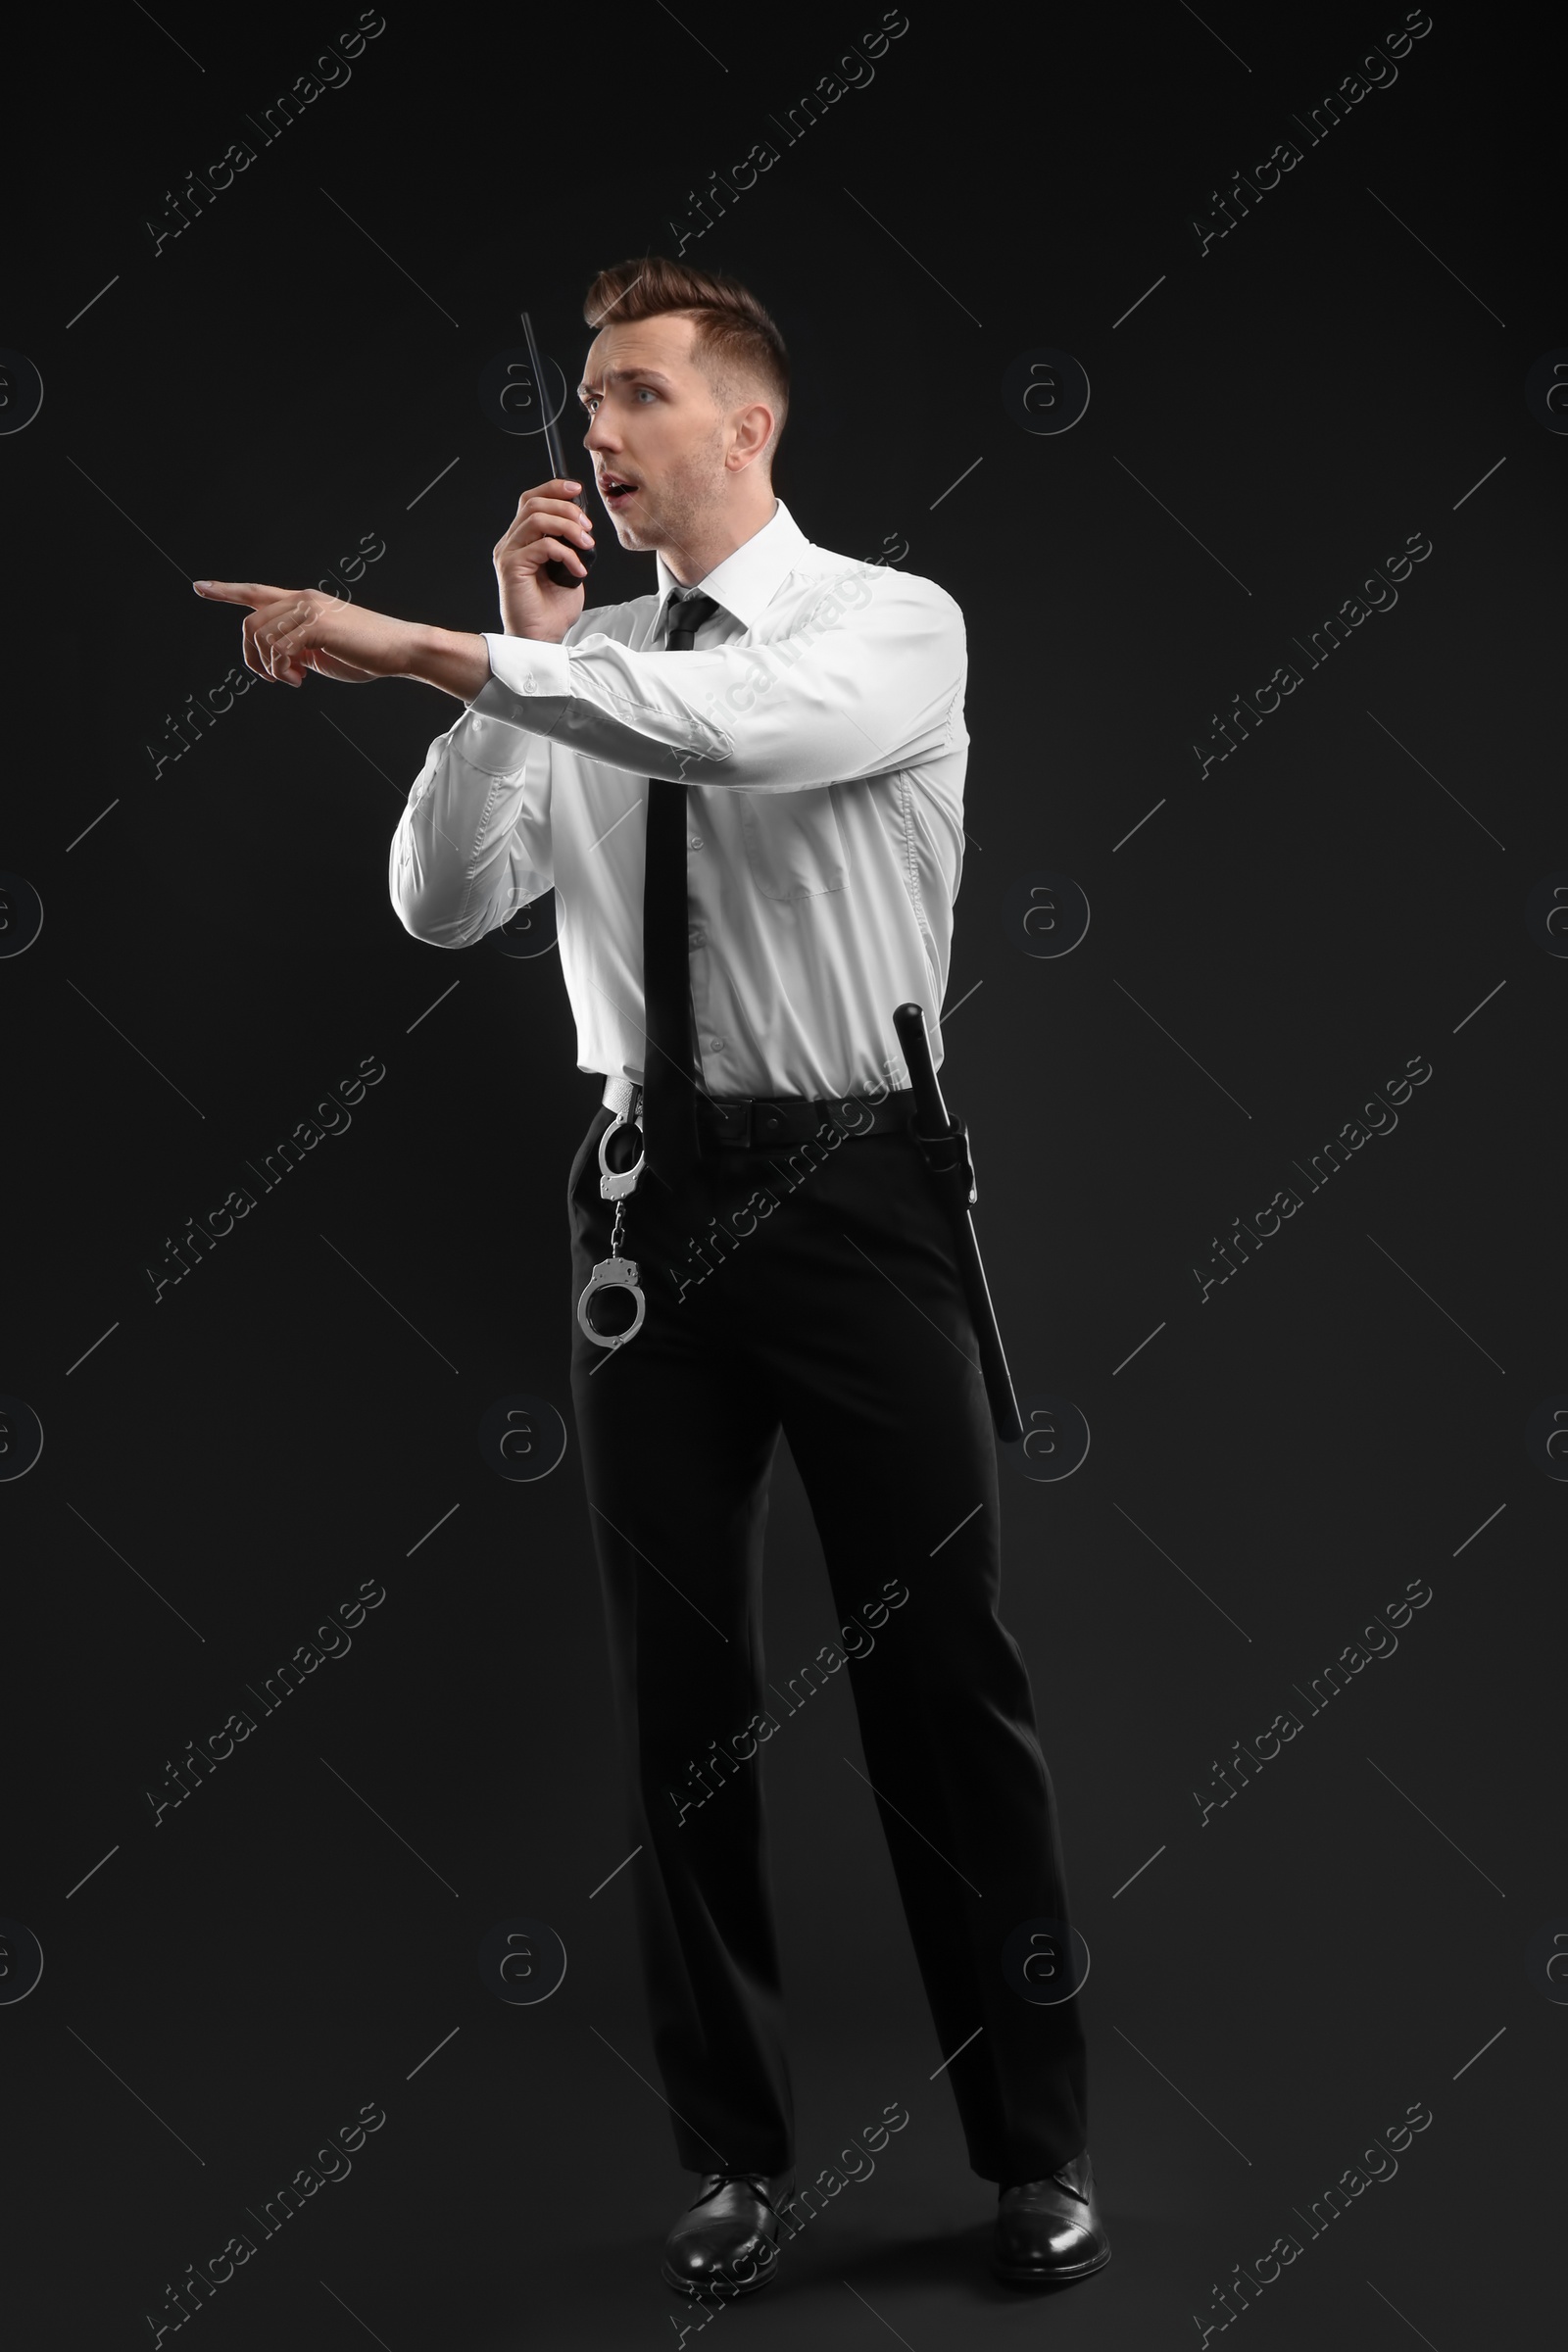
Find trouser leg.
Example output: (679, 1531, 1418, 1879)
(567, 1110, 795, 2176)
(712, 1124, 1090, 2183)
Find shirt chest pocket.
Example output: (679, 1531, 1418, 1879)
(737, 784, 851, 901)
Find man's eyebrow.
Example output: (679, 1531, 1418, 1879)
(576, 367, 674, 402)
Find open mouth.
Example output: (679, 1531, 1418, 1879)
(601, 474, 639, 510)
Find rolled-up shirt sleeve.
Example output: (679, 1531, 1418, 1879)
(389, 699, 553, 949)
(466, 568, 964, 794)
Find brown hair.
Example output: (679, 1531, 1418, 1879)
(582, 254, 790, 467)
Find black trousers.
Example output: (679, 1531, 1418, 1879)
(566, 1100, 1089, 2184)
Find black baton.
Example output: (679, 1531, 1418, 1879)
(893, 1002, 1024, 1446)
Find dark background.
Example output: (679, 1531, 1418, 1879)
(3, 3, 1562, 2345)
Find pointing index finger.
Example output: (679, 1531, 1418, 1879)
(191, 579, 286, 605)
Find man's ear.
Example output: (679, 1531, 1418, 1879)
(728, 399, 775, 468)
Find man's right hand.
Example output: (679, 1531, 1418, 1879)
(493, 478, 595, 640)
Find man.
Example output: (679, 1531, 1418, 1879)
(194, 255, 1108, 2303)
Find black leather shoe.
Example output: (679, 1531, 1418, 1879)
(992, 2150, 1111, 2284)
(661, 2168, 795, 2299)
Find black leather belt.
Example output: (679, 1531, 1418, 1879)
(600, 1074, 914, 1150)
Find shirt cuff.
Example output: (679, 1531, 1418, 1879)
(466, 673, 531, 733)
(472, 631, 573, 723)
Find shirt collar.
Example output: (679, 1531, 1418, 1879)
(655, 497, 807, 631)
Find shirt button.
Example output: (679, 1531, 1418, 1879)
(687, 834, 703, 850)
(706, 1037, 726, 1053)
(520, 675, 536, 695)
(688, 927, 704, 946)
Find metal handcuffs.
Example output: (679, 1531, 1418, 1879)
(575, 1106, 648, 1348)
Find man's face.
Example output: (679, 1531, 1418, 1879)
(577, 312, 765, 574)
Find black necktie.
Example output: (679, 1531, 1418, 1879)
(641, 588, 719, 1189)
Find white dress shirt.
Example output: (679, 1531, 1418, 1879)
(388, 498, 968, 1100)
